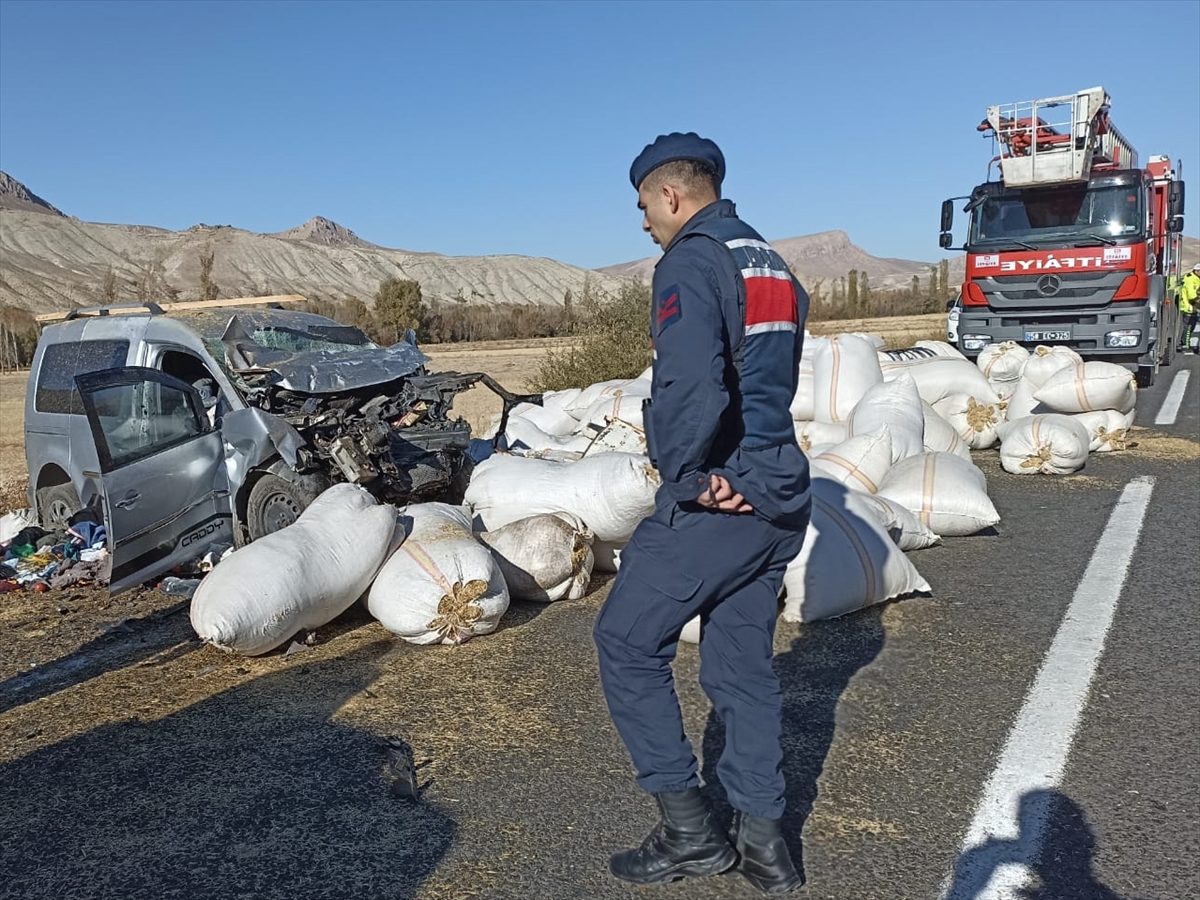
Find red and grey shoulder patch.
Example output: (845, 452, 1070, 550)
(656, 283, 682, 334)
(725, 238, 798, 336)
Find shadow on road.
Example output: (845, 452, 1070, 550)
(943, 788, 1129, 900)
(0, 639, 457, 900)
(0, 598, 194, 715)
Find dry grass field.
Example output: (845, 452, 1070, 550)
(0, 371, 28, 509)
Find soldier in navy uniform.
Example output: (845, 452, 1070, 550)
(593, 133, 812, 894)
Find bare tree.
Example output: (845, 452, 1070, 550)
(198, 246, 219, 301)
(101, 267, 118, 304)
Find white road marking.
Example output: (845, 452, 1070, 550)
(940, 476, 1156, 900)
(1154, 370, 1191, 425)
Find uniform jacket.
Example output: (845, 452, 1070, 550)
(644, 199, 811, 525)
(1180, 271, 1200, 314)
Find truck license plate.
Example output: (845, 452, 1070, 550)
(1024, 330, 1071, 341)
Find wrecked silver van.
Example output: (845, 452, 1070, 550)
(25, 302, 536, 591)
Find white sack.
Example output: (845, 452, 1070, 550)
(1004, 376, 1049, 421)
(479, 513, 594, 602)
(810, 429, 893, 494)
(915, 340, 967, 360)
(1007, 345, 1083, 421)
(368, 503, 509, 644)
(190, 484, 396, 655)
(1022, 345, 1083, 386)
(878, 452, 1000, 536)
(504, 417, 592, 455)
(479, 413, 503, 441)
(855, 492, 942, 551)
(848, 373, 925, 462)
(813, 335, 883, 423)
(567, 379, 639, 416)
(845, 332, 887, 351)
(922, 403, 973, 461)
(1034, 361, 1137, 415)
(539, 388, 584, 417)
(977, 341, 1031, 400)
(934, 391, 1004, 449)
(794, 420, 850, 454)
(781, 478, 930, 623)
(466, 452, 659, 543)
(0, 509, 35, 545)
(1073, 409, 1134, 452)
(880, 355, 1000, 407)
(510, 399, 582, 437)
(578, 382, 652, 431)
(998, 415, 1090, 475)
(789, 356, 816, 421)
(679, 615, 702, 644)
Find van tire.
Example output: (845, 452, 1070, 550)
(37, 483, 81, 530)
(246, 474, 315, 541)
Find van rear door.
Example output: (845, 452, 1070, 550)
(74, 367, 233, 593)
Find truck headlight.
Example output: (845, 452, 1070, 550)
(1104, 330, 1141, 348)
(961, 334, 992, 351)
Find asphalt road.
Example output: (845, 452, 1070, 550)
(0, 357, 1196, 900)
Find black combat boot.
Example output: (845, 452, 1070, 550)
(733, 812, 804, 895)
(609, 787, 738, 884)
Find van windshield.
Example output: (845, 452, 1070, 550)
(249, 324, 377, 355)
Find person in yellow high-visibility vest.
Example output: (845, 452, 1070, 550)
(1180, 263, 1200, 354)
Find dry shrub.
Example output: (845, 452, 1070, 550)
(530, 282, 652, 392)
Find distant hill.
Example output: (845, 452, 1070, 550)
(0, 171, 65, 217)
(600, 229, 946, 299)
(0, 173, 629, 314)
(602, 229, 1200, 299)
(2, 171, 1196, 315)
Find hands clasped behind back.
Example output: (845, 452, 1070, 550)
(695, 473, 754, 514)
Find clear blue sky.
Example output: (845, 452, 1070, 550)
(1, 0, 1197, 269)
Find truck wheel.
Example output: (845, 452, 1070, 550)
(37, 482, 81, 530)
(246, 474, 315, 541)
(1135, 365, 1156, 389)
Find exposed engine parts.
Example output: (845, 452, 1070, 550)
(241, 370, 540, 504)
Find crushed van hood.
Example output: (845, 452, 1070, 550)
(220, 315, 429, 393)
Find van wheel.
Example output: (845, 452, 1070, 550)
(246, 475, 314, 541)
(1135, 365, 1156, 389)
(37, 483, 81, 530)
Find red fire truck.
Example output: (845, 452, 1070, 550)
(939, 86, 1186, 386)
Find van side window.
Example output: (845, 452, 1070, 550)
(35, 339, 130, 414)
(159, 350, 225, 423)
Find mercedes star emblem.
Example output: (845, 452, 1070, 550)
(1036, 274, 1062, 297)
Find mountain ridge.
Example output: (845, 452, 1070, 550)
(0, 173, 630, 313)
(2, 172, 1196, 313)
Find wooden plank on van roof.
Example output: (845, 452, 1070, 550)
(35, 294, 308, 324)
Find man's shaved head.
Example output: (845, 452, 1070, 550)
(640, 160, 721, 202)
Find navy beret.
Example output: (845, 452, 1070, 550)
(629, 132, 725, 190)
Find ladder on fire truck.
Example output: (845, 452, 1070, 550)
(977, 86, 1138, 186)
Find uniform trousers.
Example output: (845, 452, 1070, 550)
(593, 497, 807, 819)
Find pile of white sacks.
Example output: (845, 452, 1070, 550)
(189, 334, 1136, 654)
(470, 332, 1137, 632)
(190, 483, 598, 655)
